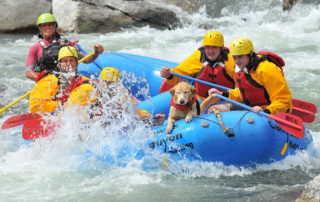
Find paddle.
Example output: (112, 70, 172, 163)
(0, 91, 31, 115)
(291, 99, 317, 123)
(22, 119, 59, 140)
(213, 94, 304, 138)
(1, 113, 43, 129)
(171, 72, 230, 91)
(170, 72, 317, 123)
(76, 44, 103, 70)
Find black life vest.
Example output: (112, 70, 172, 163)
(236, 51, 285, 106)
(33, 39, 69, 73)
(194, 47, 235, 98)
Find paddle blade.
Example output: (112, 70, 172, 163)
(291, 107, 316, 123)
(1, 113, 42, 129)
(22, 119, 58, 140)
(293, 99, 317, 113)
(273, 113, 304, 138)
(291, 99, 317, 123)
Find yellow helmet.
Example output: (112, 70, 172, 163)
(99, 67, 120, 82)
(202, 31, 224, 47)
(58, 46, 78, 61)
(229, 38, 254, 55)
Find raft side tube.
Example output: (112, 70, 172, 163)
(78, 52, 178, 100)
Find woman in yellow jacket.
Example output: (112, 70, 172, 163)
(159, 31, 235, 100)
(202, 38, 292, 115)
(29, 46, 96, 113)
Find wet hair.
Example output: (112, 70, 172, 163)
(247, 52, 259, 70)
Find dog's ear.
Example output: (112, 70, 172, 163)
(170, 87, 175, 96)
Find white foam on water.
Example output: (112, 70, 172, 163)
(0, 1, 320, 200)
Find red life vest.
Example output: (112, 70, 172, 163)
(236, 51, 285, 107)
(195, 48, 235, 98)
(236, 72, 271, 107)
(55, 76, 90, 103)
(170, 95, 197, 110)
(256, 51, 285, 68)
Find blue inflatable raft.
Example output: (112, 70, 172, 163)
(77, 49, 313, 166)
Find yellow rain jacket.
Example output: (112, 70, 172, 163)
(228, 60, 292, 115)
(29, 74, 96, 113)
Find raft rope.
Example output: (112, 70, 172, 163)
(209, 108, 232, 136)
(195, 111, 250, 137)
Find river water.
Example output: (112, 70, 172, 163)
(0, 1, 320, 201)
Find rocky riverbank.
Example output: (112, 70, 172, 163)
(0, 0, 304, 33)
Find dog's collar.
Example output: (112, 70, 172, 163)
(170, 96, 197, 110)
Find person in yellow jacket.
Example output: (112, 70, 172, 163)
(202, 38, 292, 115)
(159, 31, 235, 100)
(94, 67, 165, 125)
(29, 46, 96, 113)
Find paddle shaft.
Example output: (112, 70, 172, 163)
(214, 94, 303, 131)
(76, 44, 103, 70)
(0, 91, 31, 114)
(78, 52, 95, 64)
(171, 72, 230, 91)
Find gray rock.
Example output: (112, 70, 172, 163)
(296, 175, 320, 202)
(52, 0, 80, 33)
(283, 0, 320, 11)
(0, 0, 51, 33)
(53, 0, 181, 33)
(283, 0, 299, 11)
(1, 0, 311, 33)
(151, 0, 226, 17)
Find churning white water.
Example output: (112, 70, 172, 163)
(0, 1, 320, 201)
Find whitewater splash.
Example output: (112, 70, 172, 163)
(0, 1, 320, 201)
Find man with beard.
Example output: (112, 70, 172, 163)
(29, 46, 97, 113)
